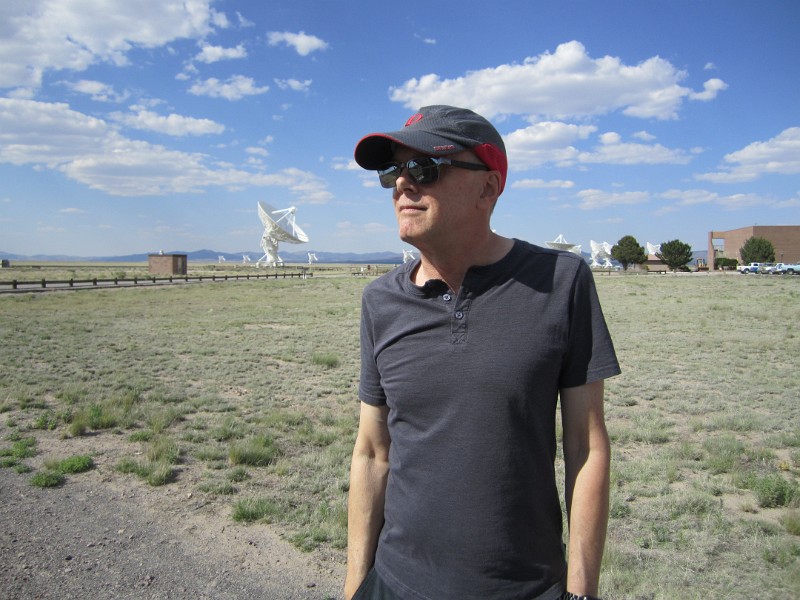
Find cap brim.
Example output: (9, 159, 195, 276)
(354, 130, 466, 170)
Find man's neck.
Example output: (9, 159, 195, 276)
(412, 234, 514, 293)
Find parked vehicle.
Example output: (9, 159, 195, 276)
(770, 262, 800, 274)
(737, 262, 762, 273)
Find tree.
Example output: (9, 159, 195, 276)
(611, 235, 647, 270)
(656, 239, 693, 272)
(740, 236, 775, 264)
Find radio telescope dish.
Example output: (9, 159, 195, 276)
(402, 249, 416, 263)
(256, 202, 309, 267)
(242, 254, 251, 264)
(307, 252, 318, 265)
(546, 233, 581, 255)
(646, 242, 661, 257)
(590, 240, 614, 268)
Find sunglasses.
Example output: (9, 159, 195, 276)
(376, 157, 489, 189)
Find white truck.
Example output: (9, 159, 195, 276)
(770, 262, 800, 274)
(737, 262, 762, 273)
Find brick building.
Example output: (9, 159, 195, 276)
(148, 253, 187, 275)
(708, 225, 800, 270)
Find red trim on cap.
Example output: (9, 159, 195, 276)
(404, 113, 423, 127)
(472, 143, 508, 194)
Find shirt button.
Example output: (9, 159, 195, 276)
(455, 311, 464, 319)
(442, 293, 451, 301)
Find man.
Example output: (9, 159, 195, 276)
(345, 105, 620, 600)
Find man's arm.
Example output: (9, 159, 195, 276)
(560, 380, 611, 597)
(344, 401, 391, 599)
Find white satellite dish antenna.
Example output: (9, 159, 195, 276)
(256, 202, 309, 267)
(242, 254, 252, 264)
(307, 252, 318, 265)
(402, 249, 416, 263)
(546, 233, 581, 255)
(590, 240, 614, 268)
(218, 255, 226, 263)
(646, 242, 661, 257)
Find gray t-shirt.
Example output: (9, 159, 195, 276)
(359, 239, 620, 600)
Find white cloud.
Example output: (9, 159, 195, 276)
(389, 41, 726, 121)
(0, 0, 229, 89)
(414, 34, 436, 45)
(189, 75, 269, 100)
(696, 127, 800, 183)
(59, 207, 84, 214)
(660, 188, 769, 210)
(246, 147, 269, 157)
(236, 12, 255, 28)
(274, 78, 313, 92)
(576, 189, 650, 210)
(332, 158, 361, 171)
(66, 79, 127, 102)
(267, 31, 329, 56)
(511, 179, 575, 189)
(689, 78, 728, 101)
(633, 131, 656, 142)
(0, 98, 332, 200)
(109, 109, 225, 136)
(195, 43, 247, 64)
(505, 121, 596, 169)
(505, 122, 689, 168)
(577, 136, 691, 165)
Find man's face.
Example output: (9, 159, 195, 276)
(390, 147, 487, 250)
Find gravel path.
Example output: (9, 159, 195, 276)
(1, 466, 345, 599)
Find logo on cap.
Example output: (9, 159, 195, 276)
(404, 113, 423, 127)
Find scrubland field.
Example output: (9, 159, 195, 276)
(1, 271, 798, 599)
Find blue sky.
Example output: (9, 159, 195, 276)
(1, 0, 798, 257)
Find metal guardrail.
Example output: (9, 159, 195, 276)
(0, 272, 311, 293)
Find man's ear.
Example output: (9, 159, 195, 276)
(478, 171, 501, 207)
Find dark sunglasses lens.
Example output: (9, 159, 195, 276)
(407, 158, 439, 185)
(377, 158, 441, 188)
(378, 164, 401, 188)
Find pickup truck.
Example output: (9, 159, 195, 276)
(770, 262, 800, 274)
(737, 262, 762, 273)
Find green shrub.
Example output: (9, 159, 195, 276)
(311, 352, 340, 369)
(11, 437, 37, 459)
(145, 462, 175, 486)
(198, 480, 238, 495)
(32, 410, 59, 430)
(128, 430, 154, 442)
(53, 455, 94, 474)
(227, 466, 250, 482)
(703, 436, 744, 474)
(146, 436, 181, 464)
(716, 257, 738, 270)
(30, 471, 65, 488)
(232, 497, 283, 523)
(115, 457, 175, 486)
(229, 434, 281, 467)
(780, 510, 800, 536)
(752, 475, 798, 508)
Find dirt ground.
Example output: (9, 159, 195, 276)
(0, 430, 346, 600)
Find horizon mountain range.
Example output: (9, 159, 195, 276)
(0, 248, 408, 264)
(1, 247, 709, 265)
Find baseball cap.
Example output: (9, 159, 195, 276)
(354, 105, 507, 193)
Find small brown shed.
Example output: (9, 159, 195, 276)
(148, 253, 187, 276)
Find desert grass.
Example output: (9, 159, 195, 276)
(1, 272, 798, 597)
